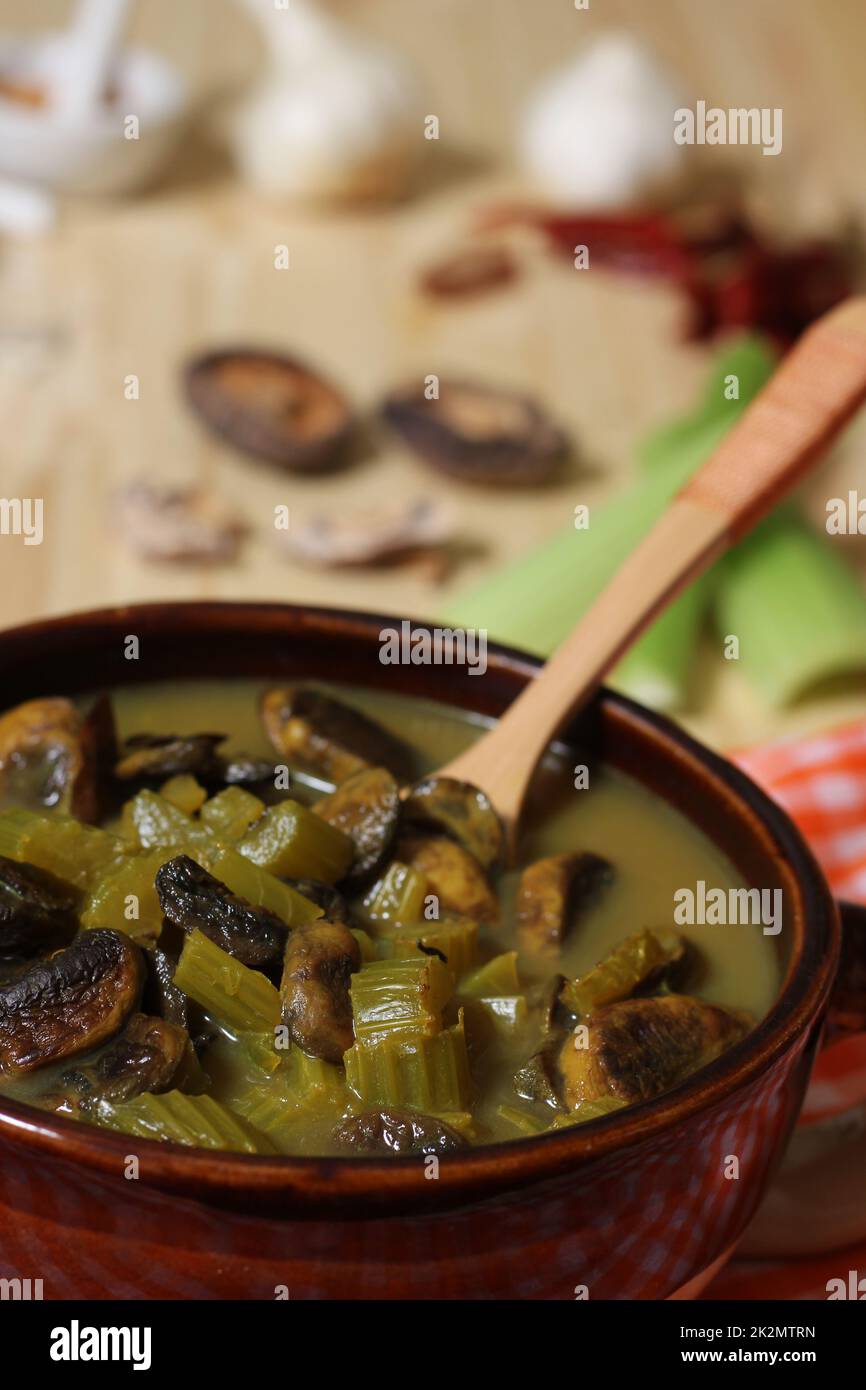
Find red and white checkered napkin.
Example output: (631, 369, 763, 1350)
(703, 719, 866, 1300)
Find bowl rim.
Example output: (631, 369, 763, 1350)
(0, 601, 840, 1212)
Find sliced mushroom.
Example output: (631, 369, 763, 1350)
(516, 852, 613, 958)
(0, 694, 116, 822)
(280, 919, 361, 1063)
(48, 1012, 189, 1115)
(185, 349, 354, 474)
(383, 378, 567, 486)
(401, 776, 504, 873)
(261, 686, 416, 785)
(558, 994, 752, 1110)
(115, 732, 226, 782)
(332, 1107, 467, 1156)
(220, 755, 277, 787)
(0, 928, 144, 1075)
(155, 855, 288, 972)
(528, 972, 568, 1034)
(0, 856, 79, 959)
(314, 767, 400, 886)
(397, 834, 498, 923)
(142, 945, 188, 1030)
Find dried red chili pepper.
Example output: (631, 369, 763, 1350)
(480, 202, 855, 347)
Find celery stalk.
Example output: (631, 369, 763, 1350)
(714, 511, 866, 704)
(97, 1090, 276, 1153)
(174, 928, 281, 1033)
(344, 1012, 471, 1111)
(612, 337, 777, 708)
(445, 337, 777, 712)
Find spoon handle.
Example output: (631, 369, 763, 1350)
(441, 297, 866, 847)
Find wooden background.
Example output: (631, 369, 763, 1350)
(1, 0, 866, 752)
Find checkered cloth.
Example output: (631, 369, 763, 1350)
(703, 720, 866, 1300)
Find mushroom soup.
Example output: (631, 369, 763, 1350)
(0, 680, 780, 1157)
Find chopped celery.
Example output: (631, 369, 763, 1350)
(174, 928, 281, 1033)
(344, 1012, 471, 1111)
(464, 994, 528, 1041)
(560, 928, 682, 1017)
(121, 790, 213, 850)
(360, 861, 428, 926)
(351, 928, 379, 963)
(386, 916, 479, 981)
(234, 1045, 349, 1137)
(237, 800, 353, 882)
(203, 845, 321, 927)
(460, 951, 520, 999)
(0, 809, 122, 889)
(97, 1090, 276, 1153)
(496, 1103, 547, 1137)
(714, 510, 866, 704)
(80, 849, 169, 943)
(159, 775, 207, 815)
(349, 955, 452, 1045)
(201, 786, 265, 841)
(549, 1096, 627, 1127)
(431, 1110, 475, 1138)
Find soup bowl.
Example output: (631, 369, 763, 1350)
(0, 602, 847, 1300)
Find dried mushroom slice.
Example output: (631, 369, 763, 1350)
(397, 834, 498, 923)
(0, 694, 116, 822)
(279, 497, 455, 571)
(155, 855, 288, 972)
(420, 245, 517, 300)
(261, 686, 416, 785)
(115, 732, 226, 783)
(185, 349, 354, 474)
(558, 994, 752, 1110)
(314, 766, 400, 886)
(280, 919, 361, 1063)
(113, 482, 246, 563)
(516, 852, 613, 958)
(0, 856, 79, 960)
(383, 378, 567, 485)
(401, 775, 503, 872)
(49, 1012, 189, 1115)
(0, 928, 144, 1075)
(332, 1107, 467, 1156)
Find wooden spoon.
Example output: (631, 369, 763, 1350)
(436, 297, 866, 860)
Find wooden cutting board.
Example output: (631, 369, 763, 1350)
(1, 0, 866, 753)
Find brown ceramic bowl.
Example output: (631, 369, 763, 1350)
(0, 603, 842, 1300)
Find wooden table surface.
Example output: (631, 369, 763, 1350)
(2, 0, 866, 753)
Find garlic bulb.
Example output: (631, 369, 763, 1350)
(519, 34, 686, 208)
(227, 0, 421, 203)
